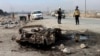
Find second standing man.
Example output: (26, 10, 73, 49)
(57, 8, 62, 24)
(73, 6, 80, 25)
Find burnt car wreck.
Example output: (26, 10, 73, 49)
(16, 25, 62, 47)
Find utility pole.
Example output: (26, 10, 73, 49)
(85, 0, 86, 17)
(10, 6, 15, 19)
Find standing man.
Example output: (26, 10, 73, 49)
(57, 8, 62, 24)
(73, 6, 80, 25)
(28, 13, 31, 21)
(12, 12, 15, 19)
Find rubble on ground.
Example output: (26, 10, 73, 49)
(97, 50, 100, 52)
(62, 48, 71, 54)
(80, 43, 88, 49)
(51, 46, 56, 49)
(58, 44, 65, 51)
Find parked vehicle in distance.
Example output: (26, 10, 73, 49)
(31, 11, 43, 20)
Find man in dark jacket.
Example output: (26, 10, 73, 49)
(28, 13, 31, 21)
(57, 8, 62, 24)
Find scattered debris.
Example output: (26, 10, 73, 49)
(80, 43, 88, 49)
(51, 46, 56, 49)
(69, 32, 88, 42)
(11, 35, 17, 41)
(11, 49, 18, 52)
(0, 41, 3, 43)
(58, 44, 65, 51)
(74, 33, 80, 42)
(0, 18, 20, 29)
(97, 49, 100, 52)
(15, 36, 21, 43)
(62, 48, 71, 54)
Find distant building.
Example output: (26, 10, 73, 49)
(96, 12, 100, 16)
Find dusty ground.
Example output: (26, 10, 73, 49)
(0, 17, 100, 56)
(0, 26, 100, 56)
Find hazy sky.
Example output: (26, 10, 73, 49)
(0, 0, 100, 12)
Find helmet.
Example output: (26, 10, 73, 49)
(58, 7, 61, 10)
(76, 6, 78, 8)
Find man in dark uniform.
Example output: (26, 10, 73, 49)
(12, 13, 15, 19)
(57, 8, 62, 24)
(73, 6, 80, 25)
(28, 13, 31, 21)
